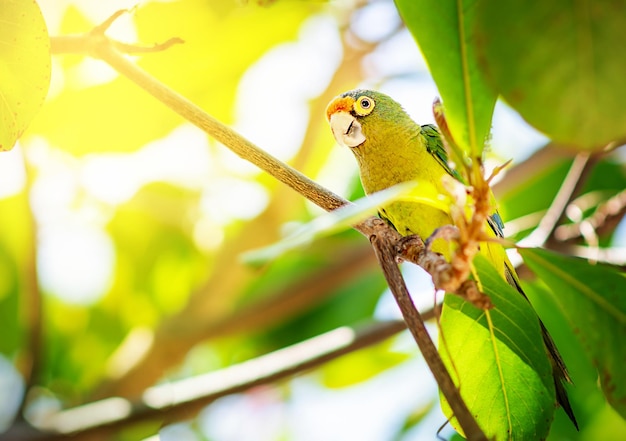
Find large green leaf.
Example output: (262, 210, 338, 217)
(439, 255, 554, 440)
(0, 0, 50, 151)
(520, 247, 626, 418)
(395, 0, 497, 156)
(475, 0, 626, 149)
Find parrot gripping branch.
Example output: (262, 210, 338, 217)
(47, 10, 488, 439)
(367, 218, 488, 441)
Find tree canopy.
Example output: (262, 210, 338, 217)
(1, 1, 625, 440)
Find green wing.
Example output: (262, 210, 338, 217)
(421, 123, 505, 237)
(421, 124, 464, 183)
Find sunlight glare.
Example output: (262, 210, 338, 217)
(234, 14, 342, 162)
(0, 146, 26, 198)
(37, 224, 115, 305)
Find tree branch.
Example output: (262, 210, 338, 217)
(520, 152, 596, 247)
(554, 187, 626, 243)
(366, 218, 488, 441)
(48, 13, 476, 295)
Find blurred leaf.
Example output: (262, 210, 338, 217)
(520, 247, 626, 418)
(0, 0, 50, 150)
(439, 254, 554, 440)
(260, 266, 386, 351)
(243, 181, 439, 265)
(396, 0, 497, 155)
(0, 247, 20, 356)
(321, 338, 409, 388)
(0, 193, 35, 357)
(524, 281, 600, 435)
(28, 0, 318, 154)
(475, 0, 626, 149)
(106, 183, 206, 324)
(391, 400, 436, 441)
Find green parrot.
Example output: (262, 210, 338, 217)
(326, 89, 578, 429)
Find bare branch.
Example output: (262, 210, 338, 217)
(1, 320, 409, 441)
(555, 187, 626, 242)
(521, 152, 596, 247)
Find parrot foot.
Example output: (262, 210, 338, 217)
(395, 235, 425, 264)
(425, 225, 460, 251)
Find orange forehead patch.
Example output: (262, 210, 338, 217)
(325, 96, 355, 121)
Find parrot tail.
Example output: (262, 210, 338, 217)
(539, 321, 579, 430)
(504, 264, 579, 430)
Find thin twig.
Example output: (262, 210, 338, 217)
(555, 187, 626, 242)
(520, 152, 595, 247)
(94, 42, 349, 214)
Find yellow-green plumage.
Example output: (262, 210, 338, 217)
(326, 89, 577, 428)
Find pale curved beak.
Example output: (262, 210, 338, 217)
(329, 111, 366, 148)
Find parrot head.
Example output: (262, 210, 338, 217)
(325, 89, 424, 193)
(325, 89, 417, 151)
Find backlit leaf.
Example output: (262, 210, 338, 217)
(475, 0, 626, 149)
(242, 181, 441, 265)
(439, 254, 554, 440)
(395, 0, 497, 156)
(27, 0, 317, 154)
(0, 0, 50, 151)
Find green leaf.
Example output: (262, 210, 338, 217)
(0, 0, 50, 151)
(439, 254, 554, 440)
(395, 0, 497, 156)
(519, 247, 626, 419)
(321, 338, 409, 388)
(475, 0, 626, 149)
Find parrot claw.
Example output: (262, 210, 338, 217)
(424, 225, 460, 251)
(395, 235, 425, 264)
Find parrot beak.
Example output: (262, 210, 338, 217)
(329, 111, 366, 148)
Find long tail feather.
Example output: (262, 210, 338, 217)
(504, 264, 579, 429)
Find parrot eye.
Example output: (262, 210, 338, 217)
(354, 96, 375, 116)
